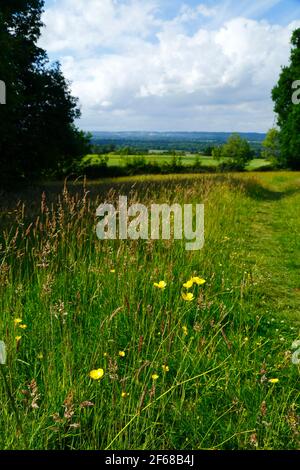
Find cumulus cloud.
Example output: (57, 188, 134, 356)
(39, 0, 300, 131)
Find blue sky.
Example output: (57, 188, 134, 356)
(159, 0, 300, 25)
(40, 0, 300, 132)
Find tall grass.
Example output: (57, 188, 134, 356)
(0, 173, 299, 449)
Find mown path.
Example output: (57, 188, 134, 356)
(246, 173, 300, 321)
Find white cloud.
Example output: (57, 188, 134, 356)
(39, 0, 300, 131)
(41, 0, 159, 52)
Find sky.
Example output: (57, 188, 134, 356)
(40, 0, 300, 132)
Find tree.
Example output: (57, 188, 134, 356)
(218, 134, 253, 169)
(0, 1, 90, 180)
(272, 28, 300, 169)
(211, 146, 223, 160)
(261, 128, 281, 164)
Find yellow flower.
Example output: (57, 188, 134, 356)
(119, 351, 125, 357)
(152, 374, 159, 380)
(269, 378, 279, 384)
(183, 279, 194, 289)
(154, 281, 167, 290)
(103, 352, 108, 357)
(14, 318, 22, 326)
(182, 326, 188, 336)
(19, 324, 27, 330)
(89, 368, 104, 380)
(162, 365, 169, 372)
(182, 292, 194, 301)
(121, 392, 129, 398)
(110, 269, 116, 273)
(15, 336, 22, 342)
(192, 277, 206, 286)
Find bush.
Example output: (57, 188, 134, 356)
(218, 161, 246, 172)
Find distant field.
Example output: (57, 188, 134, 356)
(83, 154, 272, 171)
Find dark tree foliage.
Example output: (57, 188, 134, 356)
(0, 0, 90, 181)
(272, 29, 300, 169)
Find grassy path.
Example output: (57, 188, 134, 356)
(245, 173, 300, 322)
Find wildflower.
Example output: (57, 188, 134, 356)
(119, 351, 125, 357)
(89, 368, 104, 380)
(191, 277, 206, 286)
(80, 401, 94, 409)
(182, 326, 188, 336)
(14, 318, 22, 326)
(183, 279, 194, 289)
(154, 281, 167, 290)
(104, 352, 108, 357)
(182, 292, 194, 301)
(162, 365, 169, 372)
(152, 374, 159, 380)
(110, 269, 116, 273)
(249, 433, 258, 447)
(268, 378, 279, 384)
(19, 324, 27, 330)
(121, 392, 129, 398)
(15, 336, 22, 342)
(260, 401, 267, 417)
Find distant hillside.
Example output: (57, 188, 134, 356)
(91, 131, 266, 153)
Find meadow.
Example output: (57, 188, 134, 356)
(0, 171, 299, 450)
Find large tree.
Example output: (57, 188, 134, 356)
(261, 128, 281, 165)
(272, 28, 300, 169)
(0, 1, 90, 180)
(212, 134, 253, 169)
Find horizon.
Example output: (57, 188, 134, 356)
(90, 130, 266, 134)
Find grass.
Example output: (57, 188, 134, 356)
(82, 154, 271, 171)
(0, 171, 299, 450)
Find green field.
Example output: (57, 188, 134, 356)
(83, 154, 271, 171)
(0, 171, 299, 450)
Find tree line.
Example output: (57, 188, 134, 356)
(0, 0, 90, 183)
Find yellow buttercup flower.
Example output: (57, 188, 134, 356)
(192, 277, 206, 286)
(154, 281, 167, 290)
(110, 269, 116, 273)
(162, 365, 169, 372)
(14, 318, 22, 326)
(183, 279, 194, 289)
(182, 292, 194, 301)
(269, 378, 279, 384)
(19, 324, 27, 330)
(15, 336, 22, 342)
(182, 326, 188, 336)
(89, 369, 104, 380)
(121, 392, 129, 398)
(119, 351, 125, 357)
(152, 374, 159, 380)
